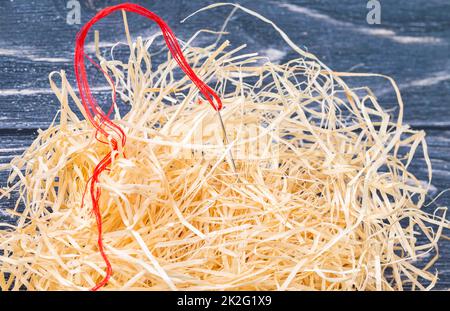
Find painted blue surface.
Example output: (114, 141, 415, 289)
(0, 0, 449, 289)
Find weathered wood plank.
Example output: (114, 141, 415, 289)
(0, 0, 449, 127)
(0, 0, 449, 290)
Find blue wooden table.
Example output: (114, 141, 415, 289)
(0, 0, 449, 289)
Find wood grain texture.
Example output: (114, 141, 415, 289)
(0, 0, 449, 289)
(1, 0, 449, 127)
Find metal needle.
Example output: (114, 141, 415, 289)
(217, 110, 238, 174)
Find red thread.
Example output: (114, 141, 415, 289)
(75, 3, 222, 291)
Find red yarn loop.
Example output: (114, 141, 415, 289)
(74, 3, 223, 291)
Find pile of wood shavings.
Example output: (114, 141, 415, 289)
(0, 5, 449, 290)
